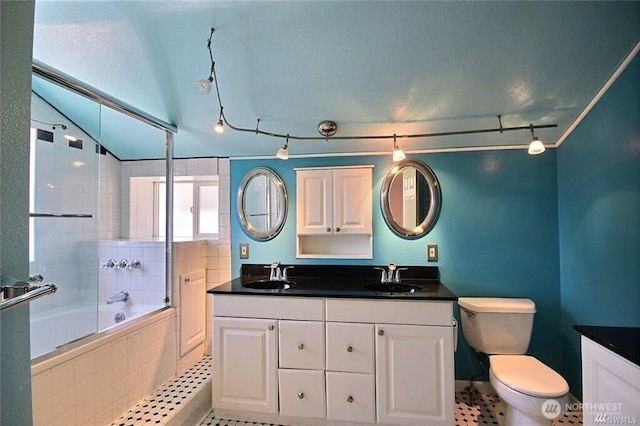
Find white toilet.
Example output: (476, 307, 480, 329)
(458, 298, 569, 426)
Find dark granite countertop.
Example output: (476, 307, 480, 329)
(207, 264, 457, 301)
(574, 325, 640, 367)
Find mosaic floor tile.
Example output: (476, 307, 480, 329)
(112, 358, 582, 425)
(111, 356, 212, 426)
(199, 387, 583, 426)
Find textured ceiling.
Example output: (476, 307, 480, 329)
(32, 1, 640, 160)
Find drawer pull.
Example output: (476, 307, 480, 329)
(336, 227, 341, 232)
(269, 325, 275, 331)
(378, 329, 384, 336)
(298, 392, 304, 399)
(347, 396, 354, 403)
(326, 227, 332, 232)
(347, 346, 353, 352)
(298, 343, 304, 350)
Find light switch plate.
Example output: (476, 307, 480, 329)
(239, 243, 249, 259)
(427, 244, 438, 262)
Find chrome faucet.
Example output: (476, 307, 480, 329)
(265, 262, 281, 281)
(264, 262, 295, 281)
(375, 264, 408, 283)
(106, 290, 129, 304)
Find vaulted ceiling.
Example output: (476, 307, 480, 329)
(32, 1, 640, 160)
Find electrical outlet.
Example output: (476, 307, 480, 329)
(239, 243, 249, 259)
(427, 244, 438, 262)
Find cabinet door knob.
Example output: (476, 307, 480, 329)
(336, 227, 341, 232)
(269, 325, 275, 331)
(326, 227, 332, 232)
(347, 346, 353, 352)
(298, 343, 304, 350)
(347, 396, 354, 403)
(298, 392, 304, 399)
(378, 329, 384, 336)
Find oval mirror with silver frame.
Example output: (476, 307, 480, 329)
(380, 159, 441, 239)
(237, 167, 288, 241)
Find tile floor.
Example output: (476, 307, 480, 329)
(111, 356, 583, 426)
(200, 388, 583, 425)
(111, 356, 212, 426)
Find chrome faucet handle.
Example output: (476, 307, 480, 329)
(393, 267, 409, 283)
(282, 266, 295, 281)
(117, 259, 129, 270)
(374, 267, 388, 283)
(265, 262, 281, 281)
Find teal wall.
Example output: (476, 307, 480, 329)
(558, 54, 640, 400)
(231, 148, 562, 383)
(0, 1, 36, 425)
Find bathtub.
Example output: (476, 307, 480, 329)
(30, 302, 164, 360)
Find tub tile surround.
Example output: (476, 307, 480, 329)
(98, 239, 166, 308)
(31, 309, 177, 426)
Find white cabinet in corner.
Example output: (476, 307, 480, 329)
(296, 166, 373, 258)
(212, 317, 278, 414)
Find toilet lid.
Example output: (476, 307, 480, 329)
(491, 355, 569, 398)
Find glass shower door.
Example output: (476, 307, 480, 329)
(29, 76, 101, 359)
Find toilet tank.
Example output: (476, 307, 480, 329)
(458, 297, 536, 355)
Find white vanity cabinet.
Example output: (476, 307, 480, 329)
(212, 294, 456, 426)
(212, 317, 278, 414)
(296, 166, 373, 258)
(581, 336, 640, 425)
(326, 298, 455, 426)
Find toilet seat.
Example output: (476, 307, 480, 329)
(490, 355, 569, 398)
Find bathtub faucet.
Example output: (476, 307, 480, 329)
(106, 290, 129, 304)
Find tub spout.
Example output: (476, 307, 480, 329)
(106, 290, 129, 304)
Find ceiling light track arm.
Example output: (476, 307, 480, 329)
(220, 111, 556, 141)
(206, 28, 556, 144)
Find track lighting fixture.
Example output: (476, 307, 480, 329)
(528, 125, 546, 155)
(214, 108, 224, 133)
(195, 28, 216, 95)
(276, 135, 290, 160)
(198, 28, 557, 155)
(392, 134, 406, 162)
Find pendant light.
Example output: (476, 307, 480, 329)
(392, 134, 406, 161)
(528, 124, 546, 155)
(276, 135, 290, 160)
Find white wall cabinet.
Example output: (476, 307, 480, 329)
(296, 166, 373, 258)
(212, 295, 455, 425)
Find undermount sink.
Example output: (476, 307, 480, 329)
(242, 280, 296, 290)
(364, 283, 422, 293)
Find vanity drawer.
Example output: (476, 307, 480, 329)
(326, 322, 374, 373)
(279, 320, 325, 370)
(278, 369, 326, 419)
(326, 371, 375, 423)
(325, 298, 453, 326)
(213, 295, 324, 320)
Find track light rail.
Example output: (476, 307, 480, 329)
(204, 28, 557, 146)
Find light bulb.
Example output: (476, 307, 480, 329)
(528, 137, 545, 155)
(195, 77, 213, 95)
(393, 147, 406, 162)
(276, 145, 289, 160)
(214, 119, 224, 134)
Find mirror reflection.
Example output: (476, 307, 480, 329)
(381, 159, 441, 239)
(237, 167, 287, 240)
